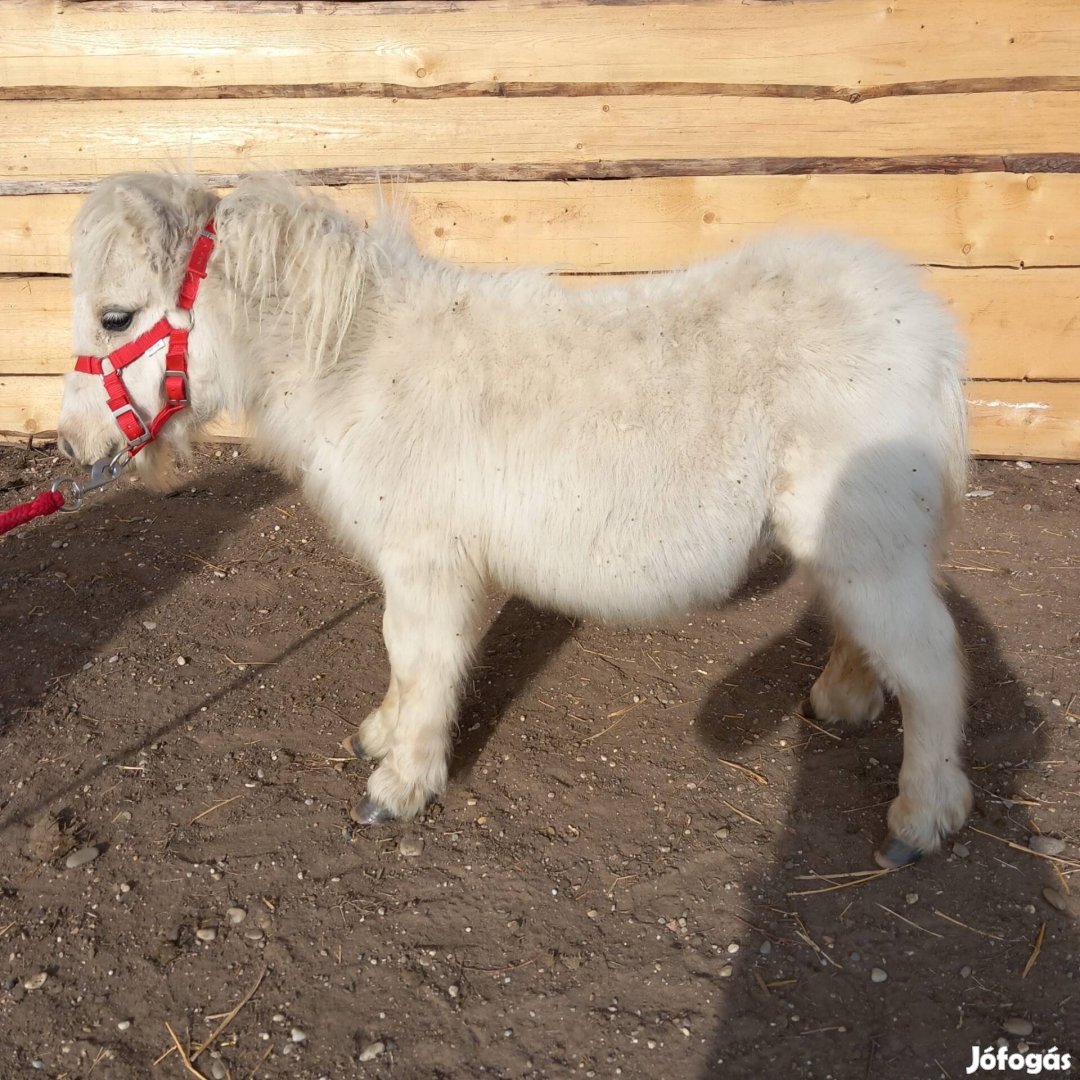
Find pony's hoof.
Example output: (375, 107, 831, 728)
(798, 698, 820, 722)
(341, 732, 370, 759)
(874, 834, 923, 869)
(350, 799, 397, 825)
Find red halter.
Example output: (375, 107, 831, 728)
(74, 219, 217, 458)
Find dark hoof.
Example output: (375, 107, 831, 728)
(350, 799, 397, 826)
(341, 733, 370, 760)
(798, 698, 818, 721)
(874, 834, 923, 869)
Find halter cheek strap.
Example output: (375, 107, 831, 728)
(74, 219, 217, 458)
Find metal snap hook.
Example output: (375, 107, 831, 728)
(50, 476, 84, 512)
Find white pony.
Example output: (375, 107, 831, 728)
(58, 173, 973, 865)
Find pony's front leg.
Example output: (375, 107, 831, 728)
(353, 554, 483, 824)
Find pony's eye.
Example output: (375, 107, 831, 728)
(101, 309, 134, 333)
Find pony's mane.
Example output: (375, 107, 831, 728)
(216, 175, 414, 373)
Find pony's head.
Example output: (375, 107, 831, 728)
(58, 173, 220, 489)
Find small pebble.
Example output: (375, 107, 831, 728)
(870, 968, 888, 983)
(24, 972, 48, 990)
(726, 942, 739, 954)
(195, 927, 217, 942)
(117, 1020, 131, 1032)
(142, 620, 157, 630)
(358, 1041, 385, 1062)
(244, 928, 265, 941)
(1042, 887, 1068, 912)
(291, 1028, 307, 1044)
(398, 837, 424, 858)
(272, 1013, 286, 1023)
(226, 907, 247, 925)
(1003, 1017, 1034, 1037)
(719, 964, 733, 978)
(65, 845, 101, 870)
(905, 892, 919, 906)
(758, 940, 772, 956)
(176, 656, 188, 666)
(1029, 835, 1066, 857)
(960, 965, 972, 978)
(210, 1062, 227, 1080)
(448, 984, 460, 999)
(952, 842, 969, 858)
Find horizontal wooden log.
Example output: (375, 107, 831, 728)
(6, 155, 1080, 198)
(4, 174, 1080, 276)
(4, 93, 1080, 186)
(5, 0, 1080, 90)
(5, 268, 1078, 381)
(9, 77, 1080, 106)
(4, 375, 1075, 461)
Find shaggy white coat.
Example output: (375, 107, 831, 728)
(59, 174, 973, 853)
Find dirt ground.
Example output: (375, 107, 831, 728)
(0, 444, 1077, 1080)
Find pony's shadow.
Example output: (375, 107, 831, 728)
(448, 557, 793, 782)
(451, 597, 577, 780)
(0, 459, 289, 831)
(695, 583, 1063, 1077)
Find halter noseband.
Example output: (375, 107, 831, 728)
(74, 219, 217, 458)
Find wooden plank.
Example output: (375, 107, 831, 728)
(928, 268, 1080, 382)
(0, 277, 71, 375)
(967, 381, 1080, 461)
(4, 375, 1076, 460)
(4, 0, 1080, 91)
(3, 174, 1080, 276)
(5, 269, 1079, 382)
(5, 0, 1079, 94)
(4, 93, 1080, 186)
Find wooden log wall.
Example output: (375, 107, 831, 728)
(2, 0, 1079, 459)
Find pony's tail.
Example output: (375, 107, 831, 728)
(935, 320, 970, 553)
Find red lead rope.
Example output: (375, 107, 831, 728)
(0, 488, 65, 537)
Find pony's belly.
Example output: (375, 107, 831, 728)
(489, 532, 755, 623)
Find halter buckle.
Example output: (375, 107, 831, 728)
(164, 369, 189, 406)
(109, 403, 152, 449)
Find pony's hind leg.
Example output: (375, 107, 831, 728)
(805, 627, 884, 730)
(341, 673, 399, 760)
(821, 568, 972, 864)
(352, 553, 484, 824)
(774, 445, 971, 864)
